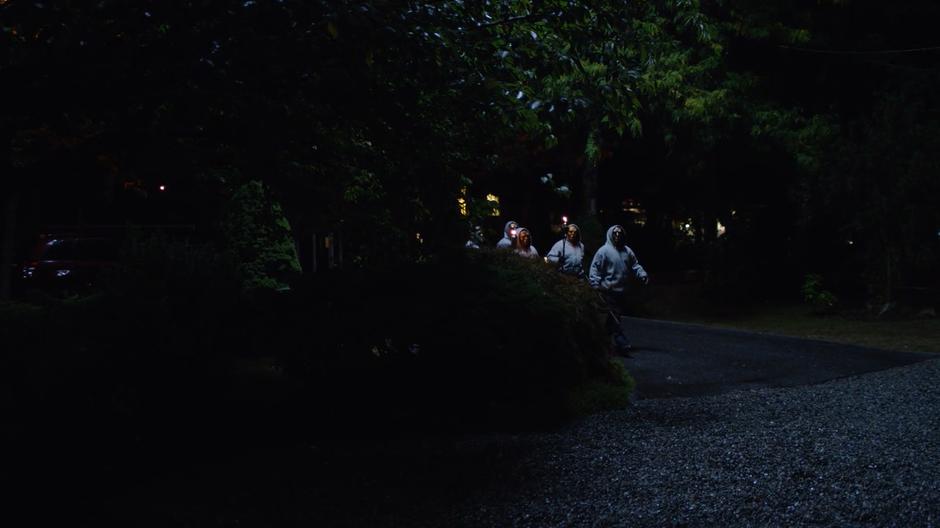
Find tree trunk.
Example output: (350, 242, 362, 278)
(877, 196, 898, 304)
(881, 244, 897, 304)
(0, 192, 19, 301)
(703, 209, 717, 242)
(581, 164, 598, 217)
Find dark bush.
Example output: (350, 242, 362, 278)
(2, 246, 632, 466)
(279, 248, 631, 432)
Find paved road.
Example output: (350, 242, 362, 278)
(620, 317, 934, 399)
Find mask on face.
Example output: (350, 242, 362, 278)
(611, 228, 624, 246)
(518, 231, 530, 247)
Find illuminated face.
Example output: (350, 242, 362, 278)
(518, 230, 530, 247)
(566, 227, 578, 243)
(611, 227, 624, 246)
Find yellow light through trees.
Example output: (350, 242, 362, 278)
(458, 186, 469, 216)
(486, 194, 500, 216)
(622, 199, 646, 226)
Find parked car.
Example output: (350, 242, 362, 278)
(19, 234, 120, 295)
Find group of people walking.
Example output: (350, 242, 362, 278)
(488, 219, 649, 354)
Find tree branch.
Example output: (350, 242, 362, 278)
(472, 11, 550, 30)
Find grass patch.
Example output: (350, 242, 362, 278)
(650, 300, 940, 354)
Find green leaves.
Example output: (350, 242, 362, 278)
(2, 0, 746, 267)
(342, 169, 385, 205)
(584, 130, 600, 166)
(220, 180, 301, 292)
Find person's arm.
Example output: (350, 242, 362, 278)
(576, 244, 586, 278)
(626, 247, 649, 284)
(589, 250, 605, 289)
(545, 240, 562, 263)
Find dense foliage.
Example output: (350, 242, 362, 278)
(1, 246, 630, 460)
(2, 1, 938, 296)
(220, 180, 302, 291)
(722, 0, 940, 303)
(1, 1, 728, 257)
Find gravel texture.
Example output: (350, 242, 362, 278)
(72, 359, 940, 526)
(425, 359, 940, 527)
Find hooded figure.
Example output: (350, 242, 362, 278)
(589, 225, 648, 291)
(589, 225, 648, 355)
(513, 227, 539, 258)
(496, 220, 519, 249)
(546, 223, 585, 277)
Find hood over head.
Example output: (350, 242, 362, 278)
(503, 220, 519, 238)
(606, 225, 626, 247)
(565, 223, 581, 244)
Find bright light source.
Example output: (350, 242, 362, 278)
(562, 215, 568, 224)
(158, 185, 166, 192)
(675, 218, 695, 238)
(56, 269, 71, 278)
(848, 240, 854, 245)
(716, 220, 726, 237)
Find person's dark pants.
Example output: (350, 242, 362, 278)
(600, 290, 631, 352)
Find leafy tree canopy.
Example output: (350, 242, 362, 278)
(2, 1, 732, 257)
(3, 0, 937, 299)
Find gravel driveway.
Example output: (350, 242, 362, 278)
(313, 322, 940, 527)
(73, 322, 940, 527)
(408, 312, 940, 528)
(435, 358, 940, 527)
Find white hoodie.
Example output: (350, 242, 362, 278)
(589, 225, 648, 292)
(546, 223, 585, 277)
(496, 220, 518, 249)
(513, 227, 539, 258)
